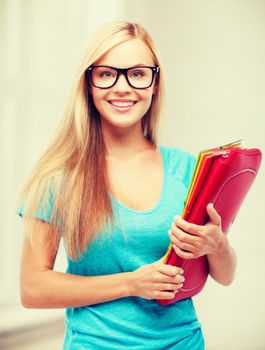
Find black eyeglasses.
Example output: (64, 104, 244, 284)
(86, 65, 159, 89)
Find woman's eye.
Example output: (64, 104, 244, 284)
(100, 71, 113, 78)
(131, 71, 144, 78)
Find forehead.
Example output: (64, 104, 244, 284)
(95, 39, 155, 67)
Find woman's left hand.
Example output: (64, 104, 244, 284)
(168, 203, 226, 259)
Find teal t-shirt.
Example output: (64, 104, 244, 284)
(18, 145, 204, 350)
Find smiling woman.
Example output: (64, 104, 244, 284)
(16, 21, 236, 350)
(88, 38, 159, 129)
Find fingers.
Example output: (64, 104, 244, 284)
(206, 203, 221, 226)
(168, 229, 196, 252)
(168, 216, 203, 258)
(173, 216, 202, 237)
(155, 261, 184, 277)
(152, 260, 184, 282)
(168, 204, 223, 259)
(172, 243, 196, 259)
(134, 262, 185, 300)
(156, 282, 184, 292)
(172, 203, 221, 235)
(159, 272, 185, 285)
(170, 204, 221, 245)
(169, 220, 202, 250)
(153, 275, 185, 300)
(155, 291, 179, 300)
(154, 284, 184, 300)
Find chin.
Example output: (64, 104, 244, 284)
(101, 114, 142, 129)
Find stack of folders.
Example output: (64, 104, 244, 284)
(157, 140, 262, 305)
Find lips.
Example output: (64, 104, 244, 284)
(108, 100, 137, 109)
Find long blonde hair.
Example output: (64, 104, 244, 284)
(18, 21, 165, 260)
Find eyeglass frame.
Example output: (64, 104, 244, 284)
(85, 65, 159, 90)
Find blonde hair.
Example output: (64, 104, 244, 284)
(18, 21, 165, 260)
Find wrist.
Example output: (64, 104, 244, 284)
(218, 233, 231, 255)
(207, 231, 229, 257)
(208, 233, 233, 262)
(125, 271, 136, 297)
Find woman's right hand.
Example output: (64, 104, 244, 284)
(130, 260, 185, 300)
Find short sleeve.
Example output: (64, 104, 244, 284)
(163, 146, 196, 189)
(17, 188, 54, 223)
(181, 150, 196, 189)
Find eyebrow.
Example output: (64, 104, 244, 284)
(97, 63, 151, 68)
(131, 63, 147, 66)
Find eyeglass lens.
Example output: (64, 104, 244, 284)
(91, 66, 154, 89)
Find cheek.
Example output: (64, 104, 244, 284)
(141, 91, 154, 110)
(91, 91, 106, 110)
(138, 87, 152, 99)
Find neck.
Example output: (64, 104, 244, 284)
(101, 120, 154, 158)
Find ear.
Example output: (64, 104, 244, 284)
(84, 70, 93, 95)
(152, 73, 159, 95)
(152, 83, 158, 95)
(87, 84, 92, 95)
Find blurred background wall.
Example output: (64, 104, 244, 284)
(0, 0, 264, 349)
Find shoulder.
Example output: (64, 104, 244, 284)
(17, 177, 56, 223)
(159, 144, 196, 187)
(159, 144, 196, 166)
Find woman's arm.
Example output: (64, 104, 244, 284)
(206, 235, 237, 285)
(168, 203, 237, 285)
(20, 218, 185, 308)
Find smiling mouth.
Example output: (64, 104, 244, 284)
(108, 100, 137, 108)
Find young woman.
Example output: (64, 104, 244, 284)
(18, 21, 236, 349)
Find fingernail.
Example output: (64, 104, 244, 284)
(174, 215, 181, 221)
(179, 284, 183, 288)
(179, 268, 184, 274)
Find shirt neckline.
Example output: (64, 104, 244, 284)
(111, 145, 168, 215)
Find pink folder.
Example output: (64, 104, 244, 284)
(157, 141, 262, 305)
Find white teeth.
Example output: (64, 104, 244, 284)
(110, 101, 135, 108)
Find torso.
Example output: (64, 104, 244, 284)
(107, 145, 163, 211)
(64, 146, 202, 349)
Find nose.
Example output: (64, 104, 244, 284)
(113, 72, 132, 93)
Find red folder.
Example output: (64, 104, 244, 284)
(157, 141, 262, 305)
